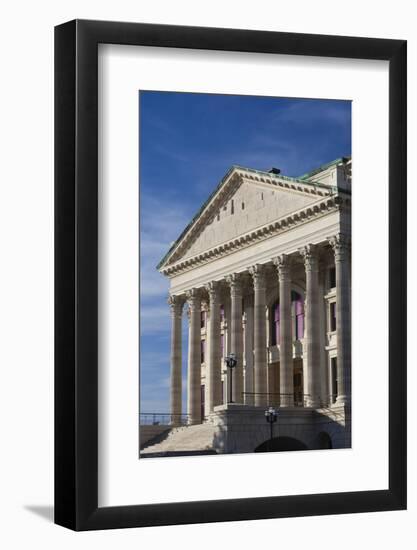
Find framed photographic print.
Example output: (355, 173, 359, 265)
(55, 20, 407, 530)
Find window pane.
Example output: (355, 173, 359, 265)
(200, 340, 205, 363)
(330, 302, 337, 331)
(330, 267, 336, 288)
(296, 313, 304, 339)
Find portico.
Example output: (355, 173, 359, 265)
(157, 158, 351, 450)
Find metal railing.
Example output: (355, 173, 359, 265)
(140, 394, 345, 426)
(139, 413, 190, 426)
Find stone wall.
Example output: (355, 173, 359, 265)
(208, 403, 350, 454)
(139, 425, 171, 449)
(184, 181, 318, 260)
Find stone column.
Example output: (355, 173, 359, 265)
(329, 234, 351, 405)
(274, 254, 294, 407)
(249, 264, 267, 406)
(205, 281, 222, 413)
(243, 290, 254, 405)
(318, 267, 329, 407)
(223, 295, 231, 405)
(226, 273, 244, 403)
(168, 295, 184, 425)
(300, 245, 321, 408)
(186, 288, 202, 424)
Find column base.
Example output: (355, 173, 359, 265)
(336, 395, 350, 406)
(280, 399, 294, 407)
(305, 399, 321, 408)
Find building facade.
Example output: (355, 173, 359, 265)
(150, 158, 351, 454)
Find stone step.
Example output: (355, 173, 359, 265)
(141, 423, 217, 454)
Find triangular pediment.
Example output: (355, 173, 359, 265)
(158, 166, 334, 270)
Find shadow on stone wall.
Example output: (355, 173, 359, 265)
(254, 436, 308, 452)
(210, 404, 351, 454)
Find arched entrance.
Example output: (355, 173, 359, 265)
(317, 431, 332, 449)
(254, 436, 308, 452)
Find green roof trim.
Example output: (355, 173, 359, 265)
(298, 156, 351, 181)
(232, 164, 336, 191)
(156, 165, 235, 270)
(156, 161, 342, 270)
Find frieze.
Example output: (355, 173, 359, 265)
(161, 195, 341, 277)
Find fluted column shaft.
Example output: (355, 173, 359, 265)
(206, 281, 222, 413)
(300, 245, 321, 407)
(227, 274, 244, 403)
(250, 265, 267, 406)
(187, 289, 202, 424)
(330, 234, 351, 405)
(169, 295, 184, 425)
(318, 271, 329, 407)
(275, 255, 294, 406)
(243, 292, 254, 405)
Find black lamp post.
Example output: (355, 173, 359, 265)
(264, 406, 278, 451)
(225, 352, 237, 403)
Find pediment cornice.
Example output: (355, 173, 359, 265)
(158, 165, 338, 271)
(160, 194, 347, 277)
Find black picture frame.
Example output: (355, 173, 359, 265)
(55, 19, 407, 531)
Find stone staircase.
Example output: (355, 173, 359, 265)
(140, 423, 218, 457)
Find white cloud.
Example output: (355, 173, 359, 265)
(140, 267, 169, 298)
(273, 100, 351, 127)
(140, 194, 191, 242)
(140, 350, 170, 371)
(139, 195, 193, 299)
(140, 304, 171, 334)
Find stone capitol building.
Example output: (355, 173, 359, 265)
(140, 157, 351, 457)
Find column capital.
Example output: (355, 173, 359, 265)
(186, 288, 201, 311)
(205, 280, 221, 302)
(249, 264, 266, 291)
(299, 244, 319, 272)
(328, 233, 351, 262)
(226, 273, 243, 296)
(168, 294, 185, 316)
(273, 254, 292, 280)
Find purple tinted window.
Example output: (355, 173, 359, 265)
(201, 310, 206, 328)
(274, 303, 280, 322)
(272, 296, 305, 343)
(220, 333, 224, 356)
(296, 313, 304, 339)
(295, 298, 304, 339)
(220, 304, 225, 322)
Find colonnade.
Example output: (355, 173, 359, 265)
(168, 235, 350, 424)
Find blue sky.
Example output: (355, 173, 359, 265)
(139, 91, 351, 414)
